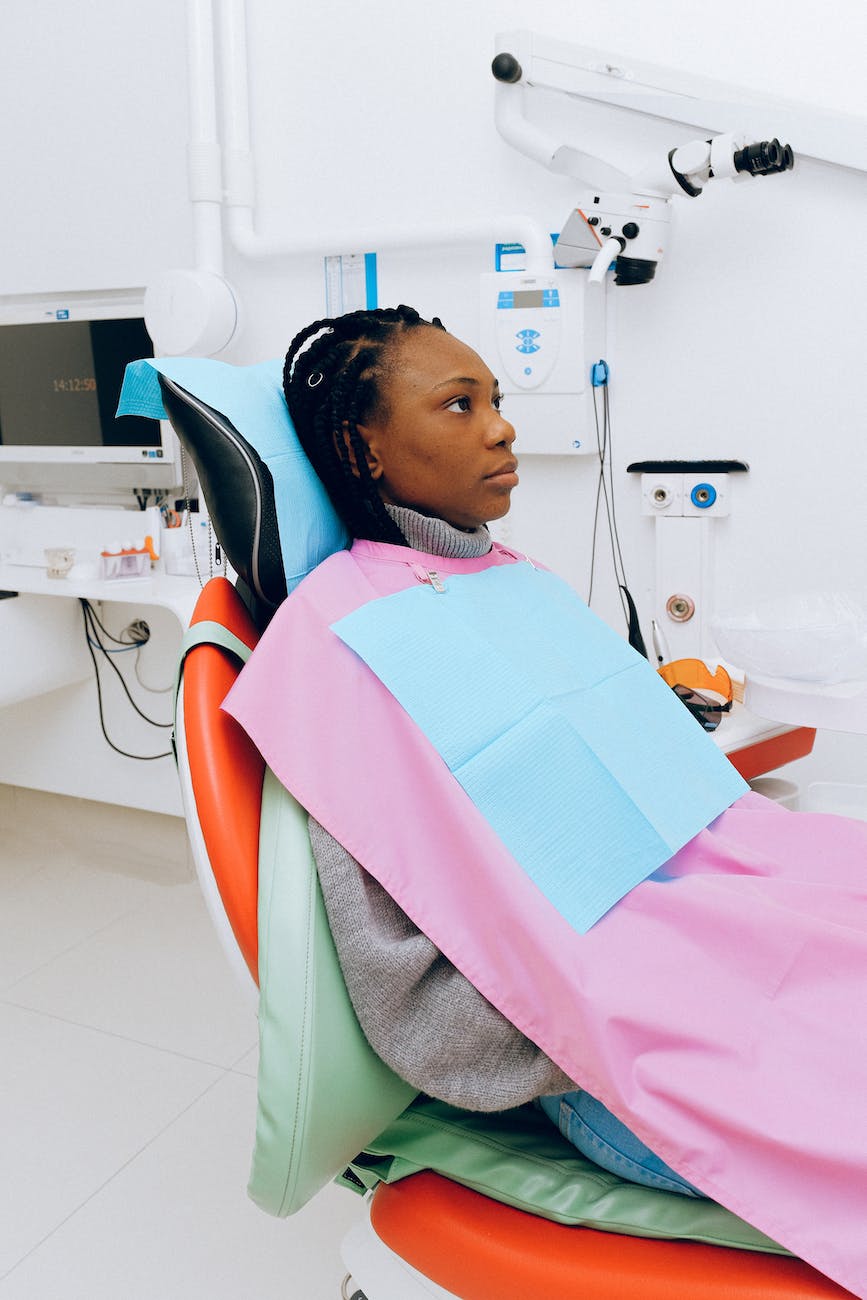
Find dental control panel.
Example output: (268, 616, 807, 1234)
(494, 281, 562, 390)
(480, 269, 599, 454)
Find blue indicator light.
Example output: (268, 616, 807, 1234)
(56, 309, 70, 320)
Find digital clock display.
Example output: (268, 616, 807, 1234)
(52, 377, 97, 394)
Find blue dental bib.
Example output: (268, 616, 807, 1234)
(332, 562, 746, 932)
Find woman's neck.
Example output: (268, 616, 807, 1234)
(384, 503, 492, 560)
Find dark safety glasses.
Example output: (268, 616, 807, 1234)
(671, 682, 733, 732)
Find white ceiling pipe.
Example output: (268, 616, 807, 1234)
(143, 0, 239, 357)
(185, 0, 225, 276)
(216, 0, 555, 273)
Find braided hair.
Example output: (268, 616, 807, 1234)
(283, 305, 446, 543)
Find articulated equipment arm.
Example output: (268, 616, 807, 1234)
(492, 33, 794, 284)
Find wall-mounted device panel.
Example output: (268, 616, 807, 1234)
(629, 459, 748, 518)
(480, 268, 602, 454)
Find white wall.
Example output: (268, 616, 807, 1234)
(0, 2, 193, 293)
(3, 0, 867, 793)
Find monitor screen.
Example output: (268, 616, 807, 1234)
(0, 297, 179, 493)
(0, 317, 157, 452)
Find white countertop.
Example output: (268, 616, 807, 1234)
(0, 561, 200, 621)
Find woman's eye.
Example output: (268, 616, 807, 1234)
(446, 395, 472, 413)
(493, 393, 504, 410)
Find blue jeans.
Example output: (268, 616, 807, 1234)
(538, 1090, 705, 1198)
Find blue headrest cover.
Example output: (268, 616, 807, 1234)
(117, 357, 349, 602)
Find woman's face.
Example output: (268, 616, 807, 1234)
(358, 328, 518, 530)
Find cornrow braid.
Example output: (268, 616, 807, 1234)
(283, 305, 447, 543)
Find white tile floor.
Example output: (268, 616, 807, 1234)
(0, 786, 364, 1300)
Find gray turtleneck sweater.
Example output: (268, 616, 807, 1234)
(308, 505, 575, 1111)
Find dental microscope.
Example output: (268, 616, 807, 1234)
(491, 38, 795, 285)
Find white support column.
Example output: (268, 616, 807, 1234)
(654, 515, 716, 662)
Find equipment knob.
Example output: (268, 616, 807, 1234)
(491, 53, 522, 83)
(622, 222, 640, 239)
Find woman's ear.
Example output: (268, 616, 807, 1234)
(343, 421, 384, 480)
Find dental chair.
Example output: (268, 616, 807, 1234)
(124, 357, 852, 1300)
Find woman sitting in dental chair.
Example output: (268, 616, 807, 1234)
(223, 306, 867, 1299)
(282, 304, 697, 1194)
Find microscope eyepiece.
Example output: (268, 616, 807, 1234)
(733, 138, 794, 177)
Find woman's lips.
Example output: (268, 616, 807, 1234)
(485, 460, 519, 486)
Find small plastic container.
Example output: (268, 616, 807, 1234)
(98, 550, 151, 580)
(803, 782, 867, 822)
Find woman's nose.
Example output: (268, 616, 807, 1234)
(487, 410, 516, 446)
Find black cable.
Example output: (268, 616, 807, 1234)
(586, 386, 606, 606)
(84, 600, 147, 647)
(597, 391, 624, 601)
(587, 379, 648, 657)
(79, 601, 173, 760)
(82, 602, 173, 728)
(85, 604, 173, 693)
(602, 387, 630, 597)
(588, 385, 628, 623)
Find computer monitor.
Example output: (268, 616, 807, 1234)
(0, 290, 182, 496)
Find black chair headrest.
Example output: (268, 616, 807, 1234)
(159, 375, 287, 624)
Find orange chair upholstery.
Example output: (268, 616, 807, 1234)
(184, 576, 263, 984)
(370, 1172, 853, 1299)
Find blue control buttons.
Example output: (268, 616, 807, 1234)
(515, 328, 541, 354)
